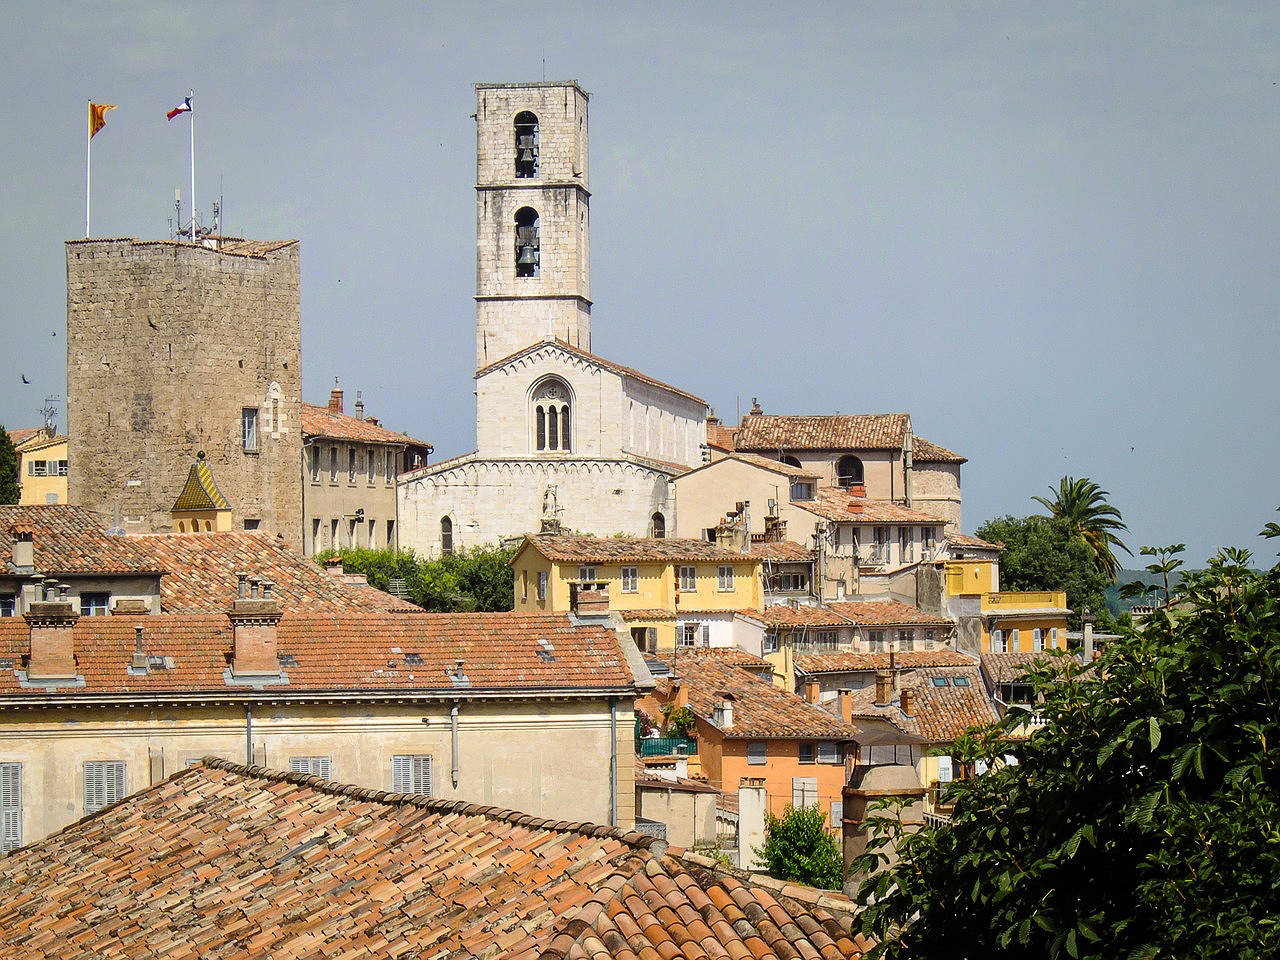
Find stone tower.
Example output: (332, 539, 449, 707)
(474, 82, 591, 369)
(65, 238, 303, 547)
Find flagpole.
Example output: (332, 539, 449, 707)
(86, 100, 92, 238)
(189, 89, 196, 240)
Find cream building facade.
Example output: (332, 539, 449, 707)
(9, 429, 68, 507)
(399, 82, 708, 557)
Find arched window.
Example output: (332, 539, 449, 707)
(651, 512, 666, 538)
(515, 207, 539, 277)
(532, 378, 571, 452)
(780, 455, 801, 468)
(440, 516, 453, 556)
(515, 111, 538, 178)
(837, 454, 864, 487)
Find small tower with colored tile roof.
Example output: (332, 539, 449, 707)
(171, 452, 233, 533)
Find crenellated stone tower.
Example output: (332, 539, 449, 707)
(474, 82, 591, 369)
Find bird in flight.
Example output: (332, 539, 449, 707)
(21, 375, 31, 384)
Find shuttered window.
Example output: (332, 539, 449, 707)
(791, 777, 818, 809)
(0, 763, 20, 852)
(289, 756, 332, 779)
(817, 741, 841, 764)
(747, 742, 767, 765)
(621, 567, 638, 593)
(717, 565, 734, 591)
(83, 760, 126, 814)
(830, 800, 843, 828)
(391, 755, 433, 795)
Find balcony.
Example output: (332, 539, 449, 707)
(637, 736, 698, 757)
(981, 591, 1068, 613)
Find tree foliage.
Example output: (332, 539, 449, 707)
(854, 523, 1280, 960)
(976, 514, 1112, 629)
(0, 427, 18, 505)
(316, 546, 515, 612)
(1032, 476, 1131, 582)
(757, 804, 845, 891)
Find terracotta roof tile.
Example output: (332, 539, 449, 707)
(979, 651, 1083, 687)
(796, 650, 976, 675)
(795, 489, 949, 525)
(722, 453, 820, 479)
(735, 415, 909, 452)
(621, 609, 675, 622)
(946, 532, 1003, 551)
(706, 421, 738, 450)
(658, 656, 859, 740)
(758, 605, 851, 628)
(524, 535, 763, 564)
(0, 505, 163, 575)
(912, 436, 967, 464)
(0, 611, 635, 696)
(753, 540, 814, 561)
(845, 665, 998, 743)
(825, 601, 952, 627)
(300, 402, 431, 448)
(6, 428, 42, 446)
(0, 760, 870, 958)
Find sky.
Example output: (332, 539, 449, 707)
(1, 1, 1277, 565)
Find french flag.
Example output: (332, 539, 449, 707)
(166, 96, 192, 121)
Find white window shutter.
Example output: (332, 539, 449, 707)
(937, 755, 953, 783)
(0, 763, 20, 852)
(392, 756, 411, 792)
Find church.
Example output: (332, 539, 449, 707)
(398, 82, 709, 556)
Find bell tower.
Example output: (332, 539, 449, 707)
(474, 81, 592, 369)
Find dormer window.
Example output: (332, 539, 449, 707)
(514, 111, 539, 178)
(789, 480, 813, 501)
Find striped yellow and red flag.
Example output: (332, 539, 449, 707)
(89, 102, 116, 139)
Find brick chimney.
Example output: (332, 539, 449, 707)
(803, 678, 821, 703)
(322, 556, 345, 578)
(10, 526, 34, 570)
(354, 390, 364, 420)
(900, 687, 915, 716)
(874, 669, 893, 707)
(228, 576, 282, 677)
(836, 687, 854, 724)
(328, 379, 343, 414)
(26, 583, 78, 680)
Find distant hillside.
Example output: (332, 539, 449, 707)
(1106, 568, 1190, 614)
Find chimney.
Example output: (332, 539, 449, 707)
(803, 678, 821, 704)
(10, 526, 34, 570)
(713, 695, 735, 729)
(674, 755, 688, 779)
(131, 626, 148, 671)
(25, 588, 79, 680)
(669, 679, 689, 710)
(228, 580, 282, 677)
(328, 378, 343, 414)
(322, 556, 345, 578)
(836, 688, 854, 724)
(737, 777, 767, 871)
(570, 581, 610, 616)
(354, 390, 365, 420)
(900, 687, 915, 716)
(874, 670, 893, 707)
(1082, 613, 1095, 663)
(749, 397, 763, 416)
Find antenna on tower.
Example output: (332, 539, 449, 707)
(40, 397, 60, 433)
(171, 189, 182, 240)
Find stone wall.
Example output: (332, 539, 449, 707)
(66, 240, 303, 548)
(910, 461, 962, 532)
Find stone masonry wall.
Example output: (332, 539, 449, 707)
(66, 239, 303, 548)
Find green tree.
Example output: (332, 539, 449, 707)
(315, 545, 515, 612)
(757, 804, 846, 890)
(976, 515, 1112, 629)
(854, 525, 1280, 960)
(0, 427, 18, 504)
(1032, 476, 1131, 582)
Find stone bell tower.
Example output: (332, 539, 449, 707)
(474, 81, 592, 369)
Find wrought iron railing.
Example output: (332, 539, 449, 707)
(636, 736, 698, 757)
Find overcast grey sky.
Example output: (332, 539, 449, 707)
(2, 1, 1276, 564)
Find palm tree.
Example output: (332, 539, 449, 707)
(1033, 476, 1131, 582)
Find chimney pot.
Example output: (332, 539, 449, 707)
(354, 390, 365, 420)
(131, 626, 149, 670)
(803, 679, 820, 704)
(874, 670, 893, 707)
(900, 687, 915, 716)
(236, 572, 248, 599)
(837, 687, 854, 724)
(10, 529, 34, 570)
(228, 591, 283, 677)
(454, 659, 466, 679)
(328, 380, 344, 414)
(25, 600, 79, 680)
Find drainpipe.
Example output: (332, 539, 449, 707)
(450, 704, 460, 789)
(609, 698, 618, 826)
(245, 702, 253, 765)
(904, 433, 914, 508)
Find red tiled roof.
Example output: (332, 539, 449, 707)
(735, 414, 910, 451)
(758, 604, 851, 628)
(753, 539, 815, 561)
(845, 665, 999, 743)
(947, 532, 1003, 551)
(620, 608, 673, 621)
(475, 338, 706, 406)
(912, 436, 967, 464)
(6, 428, 42, 447)
(10, 430, 65, 454)
(979, 651, 1086, 687)
(0, 760, 872, 959)
(128, 531, 405, 612)
(300, 401, 431, 448)
(725, 452, 821, 478)
(658, 656, 860, 740)
(706, 420, 737, 449)
(796, 488, 949, 525)
(665, 646, 772, 671)
(797, 650, 977, 675)
(0, 505, 164, 575)
(826, 600, 953, 627)
(0, 612, 635, 697)
(522, 534, 763, 564)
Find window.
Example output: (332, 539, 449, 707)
(679, 622, 701, 647)
(348, 448, 357, 483)
(1050, 627, 1059, 649)
(440, 516, 453, 555)
(717, 565, 734, 591)
(368, 447, 376, 483)
(1010, 628, 1021, 650)
(931, 676, 950, 688)
(789, 480, 813, 501)
(241, 408, 258, 451)
(952, 676, 971, 687)
(991, 628, 1006, 653)
(515, 206, 540, 277)
(621, 566, 638, 593)
(831, 800, 844, 827)
(816, 630, 839, 650)
(769, 572, 809, 593)
(836, 455, 864, 487)
(80, 592, 110, 616)
(83, 760, 125, 814)
(0, 594, 14, 616)
(0, 762, 20, 852)
(537, 571, 547, 601)
(309, 446, 320, 481)
(791, 777, 818, 809)
(936, 755, 953, 783)
(924, 629, 936, 649)
(762, 633, 779, 654)
(1033, 628, 1044, 652)
(514, 111, 539, 178)
(818, 741, 841, 764)
(29, 460, 46, 477)
(391, 755, 433, 795)
(747, 742, 767, 765)
(798, 742, 815, 764)
(780, 455, 801, 468)
(311, 519, 321, 553)
(243, 518, 261, 531)
(386, 450, 395, 483)
(289, 756, 332, 779)
(922, 527, 938, 552)
(532, 378, 571, 452)
(899, 526, 912, 562)
(578, 565, 597, 583)
(330, 518, 339, 547)
(271, 398, 280, 435)
(898, 628, 914, 652)
(386, 519, 395, 548)
(650, 513, 666, 538)
(867, 629, 885, 652)
(368, 518, 376, 548)
(678, 566, 696, 592)
(347, 518, 357, 547)
(329, 446, 338, 482)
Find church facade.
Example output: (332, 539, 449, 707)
(398, 82, 708, 556)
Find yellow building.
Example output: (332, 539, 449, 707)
(979, 591, 1070, 653)
(170, 452, 233, 532)
(512, 534, 764, 654)
(10, 429, 68, 506)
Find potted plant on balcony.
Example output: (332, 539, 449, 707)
(663, 705, 697, 739)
